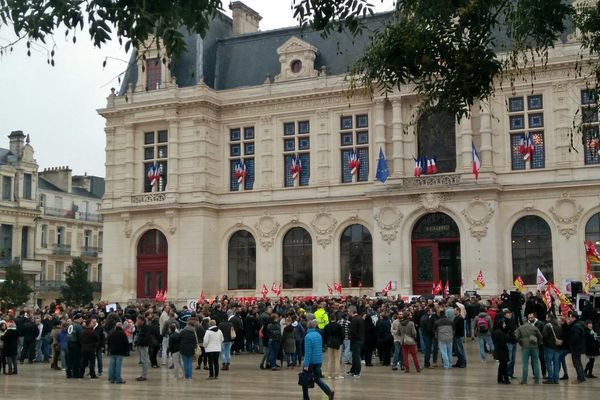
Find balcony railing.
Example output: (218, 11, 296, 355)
(42, 207, 103, 222)
(53, 244, 71, 256)
(0, 257, 12, 267)
(36, 280, 102, 292)
(80, 246, 100, 258)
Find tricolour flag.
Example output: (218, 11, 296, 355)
(472, 142, 481, 180)
(413, 157, 422, 177)
(430, 158, 438, 174)
(474, 270, 485, 289)
(536, 268, 548, 290)
(520, 134, 534, 161)
(290, 155, 302, 180)
(375, 147, 390, 183)
(348, 272, 353, 288)
(348, 151, 360, 175)
(234, 161, 247, 184)
(261, 284, 269, 298)
(514, 275, 524, 293)
(147, 163, 161, 187)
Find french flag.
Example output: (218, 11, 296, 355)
(472, 142, 481, 180)
(413, 158, 422, 177)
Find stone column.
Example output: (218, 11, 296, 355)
(479, 102, 493, 169)
(459, 111, 473, 172)
(316, 110, 331, 185)
(167, 119, 179, 192)
(123, 124, 135, 195)
(373, 99, 386, 170)
(391, 98, 405, 176)
(259, 115, 274, 190)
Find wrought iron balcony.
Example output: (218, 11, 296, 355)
(42, 207, 103, 222)
(36, 280, 102, 292)
(80, 246, 100, 258)
(53, 244, 71, 256)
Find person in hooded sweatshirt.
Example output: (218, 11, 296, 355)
(493, 319, 510, 384)
(434, 309, 454, 370)
(80, 320, 100, 379)
(179, 318, 199, 381)
(203, 319, 224, 380)
(398, 311, 421, 373)
(1, 320, 19, 375)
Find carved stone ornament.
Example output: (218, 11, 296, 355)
(310, 209, 337, 249)
(462, 197, 495, 241)
(374, 207, 403, 244)
(416, 193, 449, 211)
(254, 213, 280, 251)
(122, 212, 131, 238)
(549, 193, 583, 239)
(165, 210, 177, 235)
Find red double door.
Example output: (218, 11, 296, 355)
(137, 255, 167, 299)
(411, 239, 460, 296)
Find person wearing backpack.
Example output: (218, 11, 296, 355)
(475, 309, 494, 363)
(514, 313, 543, 384)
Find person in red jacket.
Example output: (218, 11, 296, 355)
(80, 321, 100, 379)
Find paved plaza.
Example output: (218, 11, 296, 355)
(1, 341, 597, 399)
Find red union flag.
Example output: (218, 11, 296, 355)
(261, 284, 269, 298)
(333, 282, 343, 294)
(327, 283, 333, 295)
(474, 270, 485, 289)
(536, 268, 548, 290)
(382, 280, 392, 295)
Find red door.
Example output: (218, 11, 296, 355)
(136, 229, 168, 299)
(411, 241, 439, 295)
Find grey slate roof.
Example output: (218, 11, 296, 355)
(0, 148, 12, 165)
(39, 177, 104, 199)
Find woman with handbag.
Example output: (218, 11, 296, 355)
(398, 311, 420, 373)
(203, 320, 224, 380)
(179, 319, 199, 380)
(542, 315, 562, 384)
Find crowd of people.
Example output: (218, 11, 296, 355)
(0, 290, 599, 398)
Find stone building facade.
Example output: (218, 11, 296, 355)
(99, 3, 600, 303)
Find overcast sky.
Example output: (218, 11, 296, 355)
(0, 1, 393, 177)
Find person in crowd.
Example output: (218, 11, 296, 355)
(452, 306, 467, 368)
(323, 313, 344, 379)
(493, 318, 510, 384)
(515, 312, 543, 384)
(66, 315, 83, 379)
(80, 320, 100, 379)
(475, 307, 494, 363)
(301, 319, 334, 400)
(420, 306, 439, 368)
(106, 321, 128, 384)
(167, 323, 182, 379)
(20, 316, 36, 364)
(567, 311, 587, 384)
(178, 318, 199, 381)
(375, 312, 393, 367)
(390, 312, 404, 371)
(266, 313, 282, 371)
(50, 322, 61, 370)
(217, 310, 235, 371)
(282, 317, 297, 368)
(203, 319, 224, 380)
(244, 309, 260, 354)
(148, 316, 161, 368)
(347, 305, 364, 378)
(584, 319, 599, 378)
(293, 314, 306, 367)
(398, 311, 421, 373)
(542, 315, 562, 384)
(338, 312, 351, 365)
(1, 320, 19, 375)
(91, 317, 105, 376)
(434, 309, 453, 370)
(159, 305, 171, 366)
(363, 311, 377, 367)
(558, 314, 571, 380)
(135, 315, 151, 381)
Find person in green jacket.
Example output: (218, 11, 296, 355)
(515, 313, 544, 384)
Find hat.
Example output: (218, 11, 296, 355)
(502, 308, 512, 314)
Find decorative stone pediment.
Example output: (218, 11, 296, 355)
(414, 193, 450, 212)
(462, 197, 495, 241)
(374, 207, 403, 244)
(254, 212, 280, 250)
(549, 193, 583, 239)
(275, 36, 318, 82)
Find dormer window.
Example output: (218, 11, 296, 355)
(275, 36, 318, 82)
(290, 60, 302, 74)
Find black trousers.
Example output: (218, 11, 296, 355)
(572, 353, 586, 381)
(378, 341, 393, 366)
(350, 340, 363, 375)
(498, 359, 509, 383)
(585, 357, 595, 375)
(207, 351, 220, 378)
(80, 351, 96, 377)
(20, 339, 35, 362)
(67, 343, 82, 378)
(149, 345, 160, 367)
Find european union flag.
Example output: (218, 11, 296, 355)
(375, 147, 390, 183)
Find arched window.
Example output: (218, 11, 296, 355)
(282, 227, 312, 289)
(417, 109, 456, 173)
(137, 229, 167, 256)
(511, 216, 553, 284)
(585, 213, 600, 274)
(341, 224, 373, 287)
(228, 230, 256, 290)
(136, 229, 168, 298)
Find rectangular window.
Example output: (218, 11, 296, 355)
(84, 230, 91, 249)
(508, 95, 545, 170)
(283, 120, 310, 187)
(229, 126, 255, 191)
(40, 261, 47, 282)
(98, 263, 102, 282)
(0, 224, 12, 261)
(582, 89, 600, 165)
(143, 130, 168, 192)
(2, 176, 12, 200)
(146, 58, 161, 90)
(55, 261, 64, 281)
(57, 227, 64, 245)
(340, 114, 369, 183)
(23, 173, 32, 199)
(41, 224, 48, 248)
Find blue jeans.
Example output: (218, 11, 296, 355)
(296, 338, 304, 365)
(418, 328, 425, 352)
(139, 346, 150, 379)
(108, 355, 123, 383)
(438, 340, 453, 369)
(268, 340, 280, 369)
(342, 339, 351, 364)
(302, 364, 332, 400)
(96, 350, 103, 374)
(453, 337, 466, 367)
(521, 346, 540, 382)
(392, 342, 403, 368)
(477, 336, 494, 361)
(286, 352, 297, 366)
(422, 335, 437, 366)
(559, 349, 569, 377)
(182, 355, 193, 379)
(544, 347, 560, 382)
(35, 338, 44, 362)
(220, 342, 232, 364)
(507, 343, 517, 377)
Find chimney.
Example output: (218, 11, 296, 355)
(229, 1, 262, 35)
(39, 166, 72, 193)
(8, 130, 26, 155)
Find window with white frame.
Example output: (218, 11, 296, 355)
(508, 94, 545, 170)
(283, 120, 310, 187)
(229, 126, 255, 191)
(340, 114, 369, 182)
(581, 89, 600, 165)
(143, 130, 168, 192)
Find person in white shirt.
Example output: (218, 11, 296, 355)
(203, 320, 224, 380)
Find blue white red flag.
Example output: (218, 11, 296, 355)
(472, 142, 481, 180)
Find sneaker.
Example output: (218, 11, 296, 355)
(135, 377, 147, 381)
(116, 380, 126, 384)
(352, 374, 360, 378)
(335, 375, 345, 380)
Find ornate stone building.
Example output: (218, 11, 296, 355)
(99, 2, 600, 303)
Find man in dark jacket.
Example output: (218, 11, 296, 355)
(19, 316, 36, 364)
(375, 313, 393, 366)
(265, 313, 282, 371)
(106, 322, 128, 384)
(91, 317, 105, 376)
(452, 307, 466, 368)
(218, 311, 235, 370)
(80, 321, 100, 379)
(66, 316, 84, 379)
(420, 306, 439, 368)
(135, 315, 151, 381)
(348, 306, 365, 377)
(567, 311, 587, 383)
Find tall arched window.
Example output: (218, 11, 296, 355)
(228, 230, 256, 290)
(417, 109, 456, 173)
(341, 224, 373, 287)
(282, 227, 312, 289)
(585, 213, 600, 274)
(512, 216, 553, 284)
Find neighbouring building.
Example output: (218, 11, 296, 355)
(0, 132, 104, 307)
(99, 2, 600, 303)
